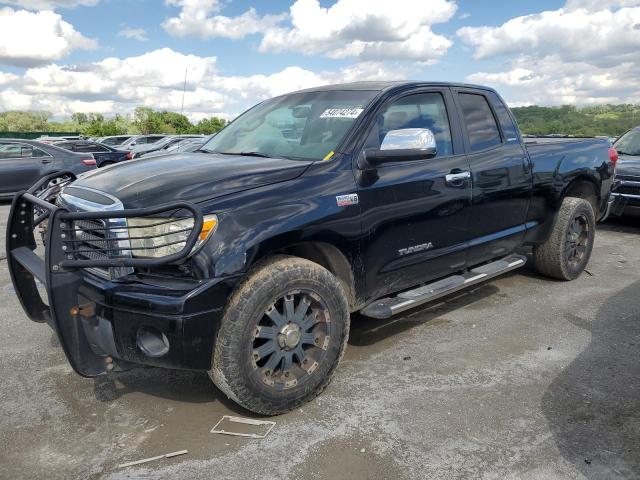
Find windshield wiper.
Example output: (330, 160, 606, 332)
(202, 150, 273, 158)
(239, 151, 272, 158)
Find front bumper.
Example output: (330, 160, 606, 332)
(6, 173, 237, 377)
(610, 177, 640, 216)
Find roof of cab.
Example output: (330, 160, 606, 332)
(292, 80, 497, 94)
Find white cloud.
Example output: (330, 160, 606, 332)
(0, 48, 411, 120)
(163, 0, 286, 40)
(261, 0, 457, 62)
(468, 56, 640, 106)
(118, 27, 148, 42)
(457, 3, 640, 67)
(164, 0, 456, 63)
(0, 71, 19, 85)
(2, 0, 100, 9)
(564, 0, 640, 10)
(460, 1, 640, 105)
(0, 8, 97, 67)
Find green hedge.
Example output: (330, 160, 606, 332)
(0, 132, 80, 140)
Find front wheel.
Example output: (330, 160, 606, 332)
(533, 197, 596, 280)
(209, 255, 350, 415)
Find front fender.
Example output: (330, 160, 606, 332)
(193, 163, 362, 279)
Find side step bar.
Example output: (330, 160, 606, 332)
(360, 254, 527, 319)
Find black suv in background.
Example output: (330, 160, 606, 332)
(611, 126, 640, 216)
(7, 82, 614, 415)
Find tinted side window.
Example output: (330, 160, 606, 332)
(369, 92, 453, 157)
(73, 143, 97, 153)
(486, 91, 518, 140)
(31, 148, 50, 158)
(0, 142, 26, 159)
(459, 93, 502, 152)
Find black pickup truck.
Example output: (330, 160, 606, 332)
(6, 82, 615, 415)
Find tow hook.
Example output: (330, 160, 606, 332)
(69, 303, 95, 319)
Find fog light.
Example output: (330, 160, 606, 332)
(136, 326, 170, 357)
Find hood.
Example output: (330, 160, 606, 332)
(71, 152, 313, 208)
(616, 153, 640, 178)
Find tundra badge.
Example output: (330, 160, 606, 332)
(336, 194, 359, 207)
(398, 242, 434, 256)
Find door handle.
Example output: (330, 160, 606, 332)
(445, 170, 471, 187)
(41, 158, 51, 164)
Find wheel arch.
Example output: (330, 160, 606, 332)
(562, 176, 600, 213)
(249, 235, 359, 311)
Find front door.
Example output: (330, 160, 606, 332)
(356, 89, 472, 301)
(0, 142, 49, 194)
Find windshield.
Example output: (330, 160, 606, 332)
(201, 90, 378, 160)
(614, 129, 640, 156)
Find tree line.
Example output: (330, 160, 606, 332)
(0, 107, 227, 136)
(1, 104, 639, 138)
(511, 104, 640, 137)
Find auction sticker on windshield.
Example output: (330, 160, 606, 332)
(320, 107, 364, 119)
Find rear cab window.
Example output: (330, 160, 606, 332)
(486, 91, 520, 142)
(458, 92, 503, 152)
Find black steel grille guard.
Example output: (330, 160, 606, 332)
(5, 171, 205, 377)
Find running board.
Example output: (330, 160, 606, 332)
(360, 254, 527, 319)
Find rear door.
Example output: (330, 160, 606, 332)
(356, 88, 472, 300)
(452, 88, 532, 265)
(0, 142, 52, 194)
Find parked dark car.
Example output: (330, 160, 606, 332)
(611, 126, 640, 216)
(0, 139, 96, 199)
(119, 135, 167, 150)
(97, 135, 134, 147)
(130, 135, 203, 158)
(7, 81, 614, 415)
(141, 136, 211, 159)
(53, 140, 132, 167)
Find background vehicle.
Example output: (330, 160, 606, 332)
(96, 135, 134, 147)
(130, 135, 203, 158)
(119, 134, 167, 150)
(140, 136, 210, 159)
(611, 126, 640, 216)
(34, 135, 82, 144)
(7, 82, 614, 415)
(53, 140, 132, 167)
(0, 139, 96, 198)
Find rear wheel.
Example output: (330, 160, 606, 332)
(209, 255, 350, 415)
(533, 197, 596, 280)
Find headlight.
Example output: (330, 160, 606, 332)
(127, 214, 218, 258)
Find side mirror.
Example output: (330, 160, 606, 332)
(364, 128, 437, 165)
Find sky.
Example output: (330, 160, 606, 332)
(0, 0, 639, 120)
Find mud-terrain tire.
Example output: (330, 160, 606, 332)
(533, 197, 596, 280)
(209, 255, 350, 415)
